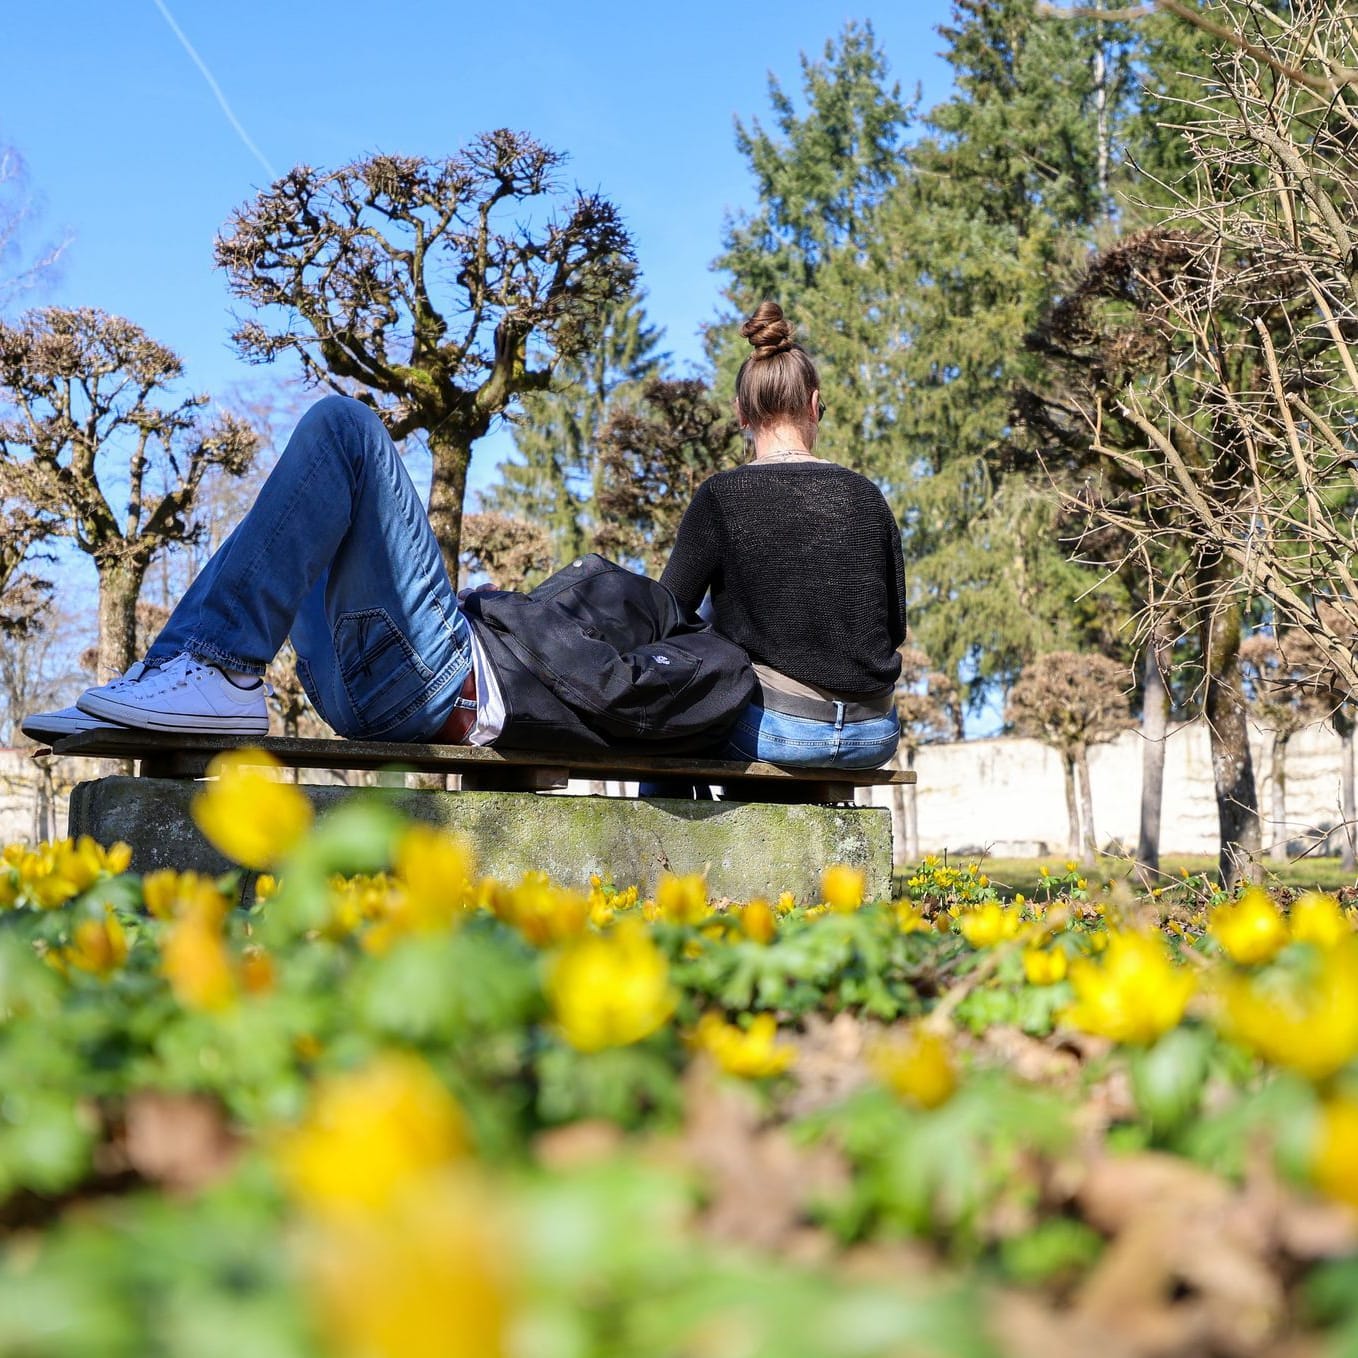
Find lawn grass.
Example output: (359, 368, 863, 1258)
(895, 852, 1357, 901)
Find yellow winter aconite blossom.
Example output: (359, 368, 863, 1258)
(740, 898, 777, 944)
(276, 1052, 468, 1218)
(959, 902, 1022, 948)
(1210, 887, 1289, 965)
(62, 909, 129, 978)
(393, 823, 474, 931)
(192, 750, 313, 870)
(1219, 938, 1358, 1081)
(547, 918, 676, 1052)
(656, 872, 708, 924)
(3, 836, 131, 911)
(776, 891, 796, 915)
(1290, 892, 1350, 950)
(1062, 930, 1195, 1044)
(1312, 1097, 1358, 1211)
(300, 1175, 510, 1358)
(489, 871, 589, 947)
(872, 1027, 958, 1109)
(822, 863, 865, 912)
(141, 868, 229, 922)
(693, 1012, 795, 1078)
(1023, 947, 1067, 986)
(161, 909, 237, 1012)
(895, 902, 932, 934)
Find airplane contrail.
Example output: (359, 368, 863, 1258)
(149, 0, 279, 181)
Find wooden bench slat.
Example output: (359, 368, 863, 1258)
(47, 729, 916, 786)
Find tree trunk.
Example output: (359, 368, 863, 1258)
(1337, 708, 1356, 872)
(1200, 587, 1261, 887)
(96, 562, 146, 680)
(1136, 631, 1170, 882)
(1062, 751, 1081, 858)
(1075, 743, 1097, 865)
(427, 426, 474, 584)
(1269, 734, 1289, 863)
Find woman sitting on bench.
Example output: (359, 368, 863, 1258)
(25, 302, 905, 771)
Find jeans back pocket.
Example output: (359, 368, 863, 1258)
(334, 607, 436, 737)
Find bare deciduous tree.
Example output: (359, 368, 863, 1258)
(593, 378, 740, 576)
(892, 644, 957, 862)
(215, 132, 635, 576)
(0, 143, 68, 314)
(1028, 3, 1358, 881)
(1007, 650, 1134, 863)
(0, 308, 257, 678)
(460, 511, 554, 593)
(1240, 631, 1329, 862)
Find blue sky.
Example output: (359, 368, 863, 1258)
(4, 0, 955, 499)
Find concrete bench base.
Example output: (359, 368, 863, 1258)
(69, 777, 892, 904)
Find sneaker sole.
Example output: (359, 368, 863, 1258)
(76, 692, 269, 735)
(21, 720, 126, 741)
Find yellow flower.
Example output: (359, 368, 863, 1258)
(1219, 938, 1358, 1080)
(959, 902, 1021, 948)
(11, 836, 131, 910)
(1312, 1097, 1358, 1210)
(491, 871, 589, 947)
(192, 750, 312, 870)
(141, 868, 228, 922)
(822, 863, 865, 912)
(656, 872, 708, 925)
(240, 946, 276, 994)
(1022, 947, 1067, 986)
(547, 918, 676, 1052)
(1062, 931, 1194, 1045)
(299, 1173, 510, 1358)
(1210, 887, 1289, 965)
(740, 898, 777, 944)
(775, 891, 796, 915)
(393, 824, 475, 932)
(1290, 892, 1349, 950)
(276, 1052, 468, 1218)
(872, 1027, 958, 1109)
(895, 902, 932, 934)
(161, 907, 236, 1012)
(254, 873, 278, 903)
(62, 909, 129, 978)
(693, 1012, 795, 1078)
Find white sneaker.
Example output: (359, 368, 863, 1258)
(76, 652, 271, 735)
(20, 706, 130, 743)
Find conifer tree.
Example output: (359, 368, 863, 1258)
(487, 291, 664, 566)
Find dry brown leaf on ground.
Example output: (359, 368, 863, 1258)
(678, 1059, 850, 1251)
(967, 1024, 1083, 1086)
(122, 1090, 238, 1192)
(783, 1010, 874, 1117)
(533, 1119, 626, 1171)
(990, 1289, 1142, 1358)
(1071, 1154, 1286, 1356)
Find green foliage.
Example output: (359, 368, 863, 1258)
(487, 291, 666, 571)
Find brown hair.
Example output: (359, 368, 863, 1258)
(734, 301, 821, 447)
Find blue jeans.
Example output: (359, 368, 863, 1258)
(147, 396, 472, 742)
(724, 701, 901, 769)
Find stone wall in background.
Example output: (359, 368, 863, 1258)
(868, 720, 1351, 860)
(2, 718, 1352, 864)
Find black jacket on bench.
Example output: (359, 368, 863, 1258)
(460, 555, 756, 755)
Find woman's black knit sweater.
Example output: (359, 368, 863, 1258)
(659, 461, 907, 695)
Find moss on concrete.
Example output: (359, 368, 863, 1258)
(70, 779, 891, 904)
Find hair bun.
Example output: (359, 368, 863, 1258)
(740, 300, 796, 359)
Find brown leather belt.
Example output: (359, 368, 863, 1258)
(434, 668, 479, 744)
